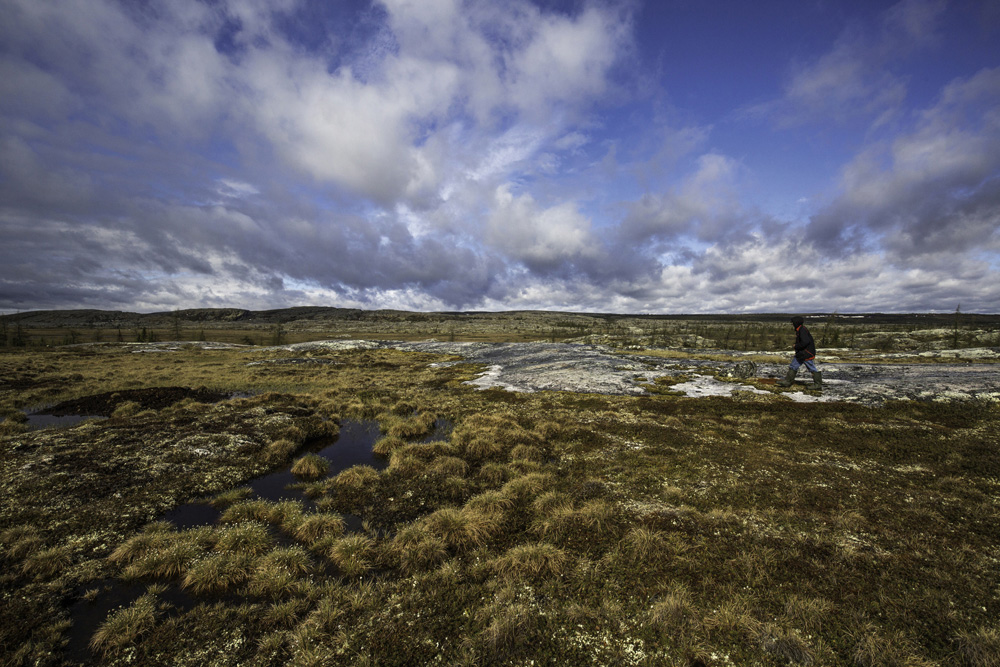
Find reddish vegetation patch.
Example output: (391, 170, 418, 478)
(757, 378, 778, 385)
(40, 387, 230, 417)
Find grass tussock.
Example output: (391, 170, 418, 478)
(182, 551, 253, 595)
(214, 522, 272, 556)
(499, 472, 552, 503)
(428, 455, 468, 477)
(382, 411, 437, 439)
(210, 486, 252, 508)
(2, 525, 44, 561)
(476, 462, 512, 487)
(293, 512, 346, 544)
(648, 584, 695, 633)
(290, 453, 330, 480)
(492, 542, 569, 580)
(4, 336, 1000, 666)
(452, 412, 540, 461)
(264, 437, 299, 465)
(372, 435, 405, 456)
(90, 592, 158, 656)
(388, 525, 449, 574)
(420, 506, 501, 551)
(121, 538, 203, 580)
(22, 544, 73, 579)
(532, 499, 621, 549)
(324, 535, 376, 577)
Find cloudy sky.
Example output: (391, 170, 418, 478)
(1, 0, 998, 314)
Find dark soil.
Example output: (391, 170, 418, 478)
(39, 386, 230, 417)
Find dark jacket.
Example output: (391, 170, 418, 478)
(792, 317, 815, 362)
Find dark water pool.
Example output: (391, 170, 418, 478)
(25, 412, 106, 430)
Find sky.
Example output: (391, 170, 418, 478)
(1, 0, 999, 314)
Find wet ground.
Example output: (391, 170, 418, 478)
(278, 340, 1000, 404)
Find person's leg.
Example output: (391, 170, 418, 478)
(778, 358, 800, 386)
(804, 359, 822, 388)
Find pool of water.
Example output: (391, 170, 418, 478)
(25, 412, 106, 430)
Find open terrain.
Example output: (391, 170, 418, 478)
(1, 309, 998, 666)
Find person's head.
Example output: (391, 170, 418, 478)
(790, 316, 804, 328)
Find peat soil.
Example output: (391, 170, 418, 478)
(36, 387, 231, 417)
(276, 340, 1000, 404)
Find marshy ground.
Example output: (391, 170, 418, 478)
(1, 317, 998, 666)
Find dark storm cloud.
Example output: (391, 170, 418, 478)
(806, 67, 1000, 262)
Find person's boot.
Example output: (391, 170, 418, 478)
(777, 367, 796, 387)
(811, 371, 823, 389)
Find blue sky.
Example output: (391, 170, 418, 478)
(1, 0, 998, 313)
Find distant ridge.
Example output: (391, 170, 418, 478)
(1, 308, 995, 329)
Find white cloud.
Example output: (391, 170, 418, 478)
(487, 185, 599, 272)
(810, 66, 1000, 258)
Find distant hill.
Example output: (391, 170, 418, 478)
(1, 307, 997, 329)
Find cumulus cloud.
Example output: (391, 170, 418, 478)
(487, 185, 600, 273)
(808, 66, 1000, 259)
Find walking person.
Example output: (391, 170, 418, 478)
(777, 316, 821, 389)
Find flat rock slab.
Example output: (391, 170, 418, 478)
(278, 340, 1000, 405)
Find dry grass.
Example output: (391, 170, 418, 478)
(290, 453, 330, 480)
(493, 542, 569, 580)
(324, 535, 376, 577)
(90, 592, 158, 656)
(214, 522, 273, 556)
(292, 512, 346, 544)
(21, 544, 73, 579)
(181, 551, 254, 595)
(954, 627, 1000, 667)
(420, 506, 502, 551)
